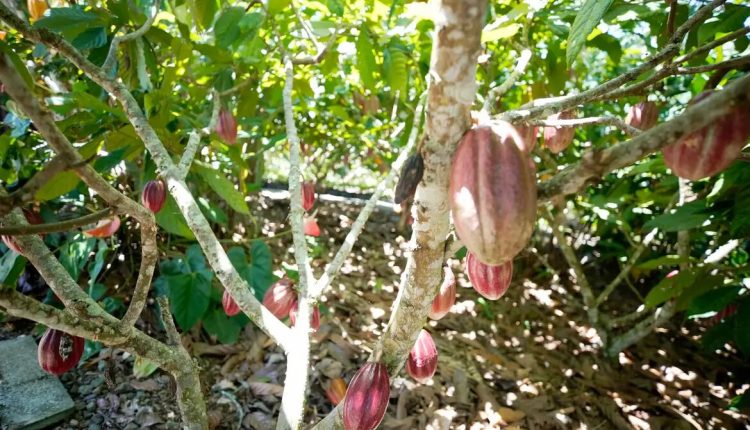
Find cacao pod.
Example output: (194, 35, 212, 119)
(343, 362, 390, 430)
(302, 181, 315, 212)
(406, 329, 438, 384)
(289, 302, 321, 331)
(222, 290, 241, 317)
(216, 108, 238, 145)
(429, 267, 456, 320)
(84, 216, 121, 238)
(37, 328, 84, 375)
(625, 101, 659, 130)
(543, 111, 576, 153)
(27, 0, 48, 21)
(662, 91, 750, 180)
(142, 179, 167, 214)
(394, 153, 424, 204)
(262, 278, 297, 319)
(449, 123, 537, 266)
(304, 216, 321, 237)
(466, 251, 513, 300)
(325, 377, 348, 406)
(514, 124, 539, 153)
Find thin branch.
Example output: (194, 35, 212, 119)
(291, 0, 319, 48)
(0, 208, 111, 235)
(483, 48, 532, 112)
(527, 116, 641, 136)
(674, 54, 750, 75)
(102, 5, 158, 75)
(311, 94, 426, 298)
(675, 26, 750, 64)
(157, 295, 182, 346)
(291, 23, 343, 65)
(176, 90, 220, 179)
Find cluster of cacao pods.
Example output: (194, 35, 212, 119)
(216, 108, 238, 145)
(2, 209, 44, 255)
(343, 362, 390, 430)
(662, 91, 750, 180)
(37, 328, 84, 375)
(142, 179, 167, 214)
(543, 110, 576, 153)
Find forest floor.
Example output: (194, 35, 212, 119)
(1, 192, 749, 430)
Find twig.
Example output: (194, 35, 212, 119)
(157, 296, 181, 346)
(0, 208, 111, 235)
(675, 26, 750, 64)
(176, 90, 221, 179)
(527, 116, 641, 136)
(482, 48, 532, 112)
(102, 5, 158, 76)
(291, 22, 343, 65)
(674, 54, 750, 75)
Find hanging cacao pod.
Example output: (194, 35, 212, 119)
(514, 124, 539, 153)
(662, 91, 750, 180)
(262, 278, 297, 319)
(406, 329, 438, 384)
(343, 362, 390, 430)
(37, 328, 85, 375)
(449, 123, 537, 266)
(222, 290, 241, 317)
(27, 0, 48, 21)
(289, 302, 321, 331)
(216, 108, 238, 145)
(325, 377, 348, 406)
(466, 251, 513, 300)
(429, 267, 456, 320)
(543, 111, 576, 153)
(302, 181, 315, 212)
(394, 153, 424, 204)
(304, 216, 321, 237)
(142, 179, 167, 214)
(84, 216, 121, 238)
(625, 101, 659, 130)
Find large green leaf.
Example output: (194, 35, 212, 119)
(356, 29, 378, 92)
(643, 269, 695, 308)
(33, 7, 105, 40)
(214, 7, 245, 48)
(0, 252, 25, 288)
(643, 200, 710, 232)
(203, 308, 244, 344)
(191, 0, 218, 30)
(687, 286, 742, 318)
(155, 195, 195, 239)
(59, 237, 97, 282)
(193, 162, 250, 214)
(567, 0, 614, 66)
(733, 301, 750, 356)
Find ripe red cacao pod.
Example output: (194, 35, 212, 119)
(37, 328, 84, 375)
(304, 216, 321, 237)
(289, 302, 321, 331)
(222, 290, 241, 317)
(343, 362, 390, 430)
(543, 111, 576, 153)
(325, 378, 348, 406)
(662, 92, 750, 180)
(406, 329, 438, 384)
(394, 153, 424, 204)
(514, 124, 539, 153)
(216, 108, 238, 145)
(626, 101, 659, 130)
(84, 216, 121, 238)
(466, 251, 513, 300)
(302, 181, 315, 212)
(429, 267, 456, 320)
(142, 179, 167, 214)
(449, 123, 537, 266)
(262, 278, 297, 319)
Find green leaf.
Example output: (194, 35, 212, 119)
(674, 273, 724, 311)
(482, 23, 521, 43)
(154, 194, 195, 239)
(197, 196, 228, 226)
(356, 29, 378, 92)
(687, 287, 742, 318)
(165, 272, 212, 330)
(643, 200, 710, 232)
(248, 240, 273, 298)
(133, 355, 159, 379)
(636, 255, 689, 270)
(734, 301, 750, 356)
(566, 0, 614, 66)
(0, 252, 26, 288)
(729, 392, 750, 411)
(267, 0, 292, 15)
(59, 237, 97, 282)
(203, 308, 243, 344)
(86, 239, 109, 287)
(0, 43, 35, 89)
(34, 171, 81, 201)
(33, 7, 104, 39)
(193, 163, 250, 214)
(643, 270, 695, 308)
(191, 0, 218, 30)
(384, 44, 407, 100)
(587, 33, 622, 65)
(326, 0, 344, 16)
(72, 27, 107, 50)
(214, 7, 245, 48)
(701, 316, 734, 351)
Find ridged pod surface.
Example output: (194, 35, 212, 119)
(662, 91, 750, 180)
(142, 179, 167, 213)
(449, 123, 537, 266)
(84, 216, 121, 238)
(543, 111, 576, 153)
(325, 378, 347, 406)
(406, 329, 438, 383)
(429, 267, 456, 320)
(222, 290, 241, 317)
(343, 362, 390, 430)
(37, 328, 84, 375)
(466, 251, 513, 300)
(262, 278, 297, 319)
(289, 302, 321, 331)
(302, 181, 315, 212)
(216, 108, 238, 145)
(626, 101, 659, 130)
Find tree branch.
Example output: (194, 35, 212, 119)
(102, 5, 158, 76)
(483, 48, 532, 112)
(157, 295, 182, 346)
(674, 54, 750, 75)
(527, 116, 641, 136)
(0, 208, 111, 235)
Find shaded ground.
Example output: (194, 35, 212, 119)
(1, 192, 748, 429)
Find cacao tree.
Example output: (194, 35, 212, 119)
(0, 0, 748, 429)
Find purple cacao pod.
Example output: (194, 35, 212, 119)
(141, 179, 167, 214)
(466, 251, 513, 300)
(514, 124, 539, 153)
(429, 267, 456, 320)
(216, 108, 238, 145)
(662, 92, 750, 180)
(625, 101, 659, 130)
(543, 111, 576, 153)
(449, 123, 537, 266)
(37, 328, 85, 375)
(222, 290, 241, 317)
(343, 362, 390, 430)
(289, 302, 321, 331)
(406, 329, 438, 384)
(302, 181, 315, 212)
(262, 278, 297, 319)
(394, 153, 424, 204)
